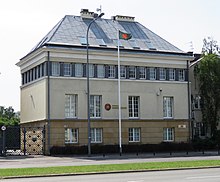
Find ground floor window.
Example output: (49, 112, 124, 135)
(91, 128, 102, 143)
(163, 128, 174, 142)
(65, 128, 78, 143)
(129, 128, 140, 142)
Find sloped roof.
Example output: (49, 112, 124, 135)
(30, 15, 185, 55)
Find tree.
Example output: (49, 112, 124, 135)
(202, 37, 219, 55)
(195, 38, 220, 137)
(0, 106, 20, 126)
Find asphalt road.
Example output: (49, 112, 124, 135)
(1, 168, 220, 182)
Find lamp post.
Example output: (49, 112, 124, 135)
(86, 12, 104, 156)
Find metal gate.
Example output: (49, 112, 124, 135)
(0, 126, 45, 156)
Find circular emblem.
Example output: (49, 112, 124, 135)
(105, 103, 111, 111)
(1, 126, 6, 131)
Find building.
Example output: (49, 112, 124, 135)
(16, 9, 194, 154)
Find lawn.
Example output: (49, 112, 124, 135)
(1, 160, 220, 178)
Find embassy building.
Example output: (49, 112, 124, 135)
(17, 9, 194, 154)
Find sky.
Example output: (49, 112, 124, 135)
(0, 0, 219, 111)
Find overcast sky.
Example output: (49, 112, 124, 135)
(0, 0, 219, 111)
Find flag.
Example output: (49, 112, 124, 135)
(119, 30, 132, 40)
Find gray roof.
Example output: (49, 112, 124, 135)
(30, 15, 184, 54)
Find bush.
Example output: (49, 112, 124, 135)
(192, 137, 217, 150)
(50, 142, 193, 155)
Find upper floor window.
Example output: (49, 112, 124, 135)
(120, 66, 126, 79)
(51, 62, 60, 76)
(169, 69, 175, 80)
(159, 68, 166, 80)
(128, 96, 139, 118)
(163, 96, 173, 118)
(63, 63, 72, 76)
(90, 95, 101, 118)
(179, 69, 185, 81)
(194, 95, 201, 110)
(149, 67, 156, 80)
(139, 67, 146, 79)
(97, 65, 105, 78)
(65, 94, 77, 118)
(129, 66, 136, 79)
(75, 63, 83, 77)
(65, 128, 78, 143)
(109, 65, 115, 78)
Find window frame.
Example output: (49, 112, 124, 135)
(169, 68, 175, 81)
(129, 128, 141, 142)
(65, 94, 77, 118)
(128, 96, 139, 118)
(63, 63, 72, 77)
(139, 67, 146, 79)
(163, 96, 174, 119)
(159, 68, 166, 80)
(129, 66, 136, 79)
(91, 128, 102, 143)
(179, 69, 185, 81)
(120, 66, 126, 79)
(90, 95, 102, 118)
(163, 128, 174, 142)
(149, 67, 156, 80)
(75, 63, 83, 77)
(51, 62, 60, 76)
(65, 128, 78, 144)
(97, 65, 105, 78)
(109, 65, 115, 78)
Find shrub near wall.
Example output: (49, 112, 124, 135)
(50, 143, 194, 155)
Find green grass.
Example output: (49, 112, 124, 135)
(1, 160, 220, 178)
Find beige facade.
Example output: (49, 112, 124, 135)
(17, 11, 194, 154)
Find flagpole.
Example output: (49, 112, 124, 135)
(117, 30, 122, 155)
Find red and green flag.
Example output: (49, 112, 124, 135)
(119, 30, 132, 40)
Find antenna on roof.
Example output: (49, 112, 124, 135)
(96, 5, 102, 13)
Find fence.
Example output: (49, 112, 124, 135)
(0, 126, 45, 156)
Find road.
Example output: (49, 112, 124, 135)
(1, 168, 220, 182)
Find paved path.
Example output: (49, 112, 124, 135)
(0, 151, 220, 169)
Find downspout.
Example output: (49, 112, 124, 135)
(47, 51, 51, 155)
(187, 60, 192, 142)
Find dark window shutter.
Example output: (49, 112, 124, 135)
(94, 64, 97, 78)
(146, 68, 149, 80)
(136, 67, 140, 79)
(83, 64, 87, 77)
(115, 66, 118, 79)
(105, 65, 109, 78)
(175, 69, 179, 81)
(185, 69, 188, 81)
(126, 66, 129, 79)
(156, 68, 159, 80)
(166, 68, 169, 81)
(60, 62, 64, 76)
(72, 63, 75, 77)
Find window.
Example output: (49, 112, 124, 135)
(163, 128, 174, 142)
(63, 63, 72, 76)
(75, 63, 83, 77)
(129, 66, 136, 79)
(52, 62, 60, 76)
(129, 128, 140, 142)
(149, 67, 156, 80)
(194, 95, 201, 109)
(139, 67, 146, 79)
(109, 65, 115, 78)
(65, 128, 78, 143)
(91, 128, 102, 143)
(97, 65, 105, 78)
(179, 69, 185, 81)
(90, 95, 101, 118)
(79, 37, 87, 45)
(65, 94, 77, 118)
(159, 68, 166, 80)
(89, 64, 94, 78)
(163, 97, 173, 118)
(120, 66, 126, 79)
(128, 96, 139, 118)
(169, 69, 175, 80)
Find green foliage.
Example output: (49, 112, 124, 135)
(196, 53, 220, 136)
(0, 106, 20, 126)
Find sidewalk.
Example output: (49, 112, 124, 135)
(0, 151, 220, 169)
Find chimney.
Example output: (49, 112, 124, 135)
(80, 9, 95, 19)
(112, 15, 135, 22)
